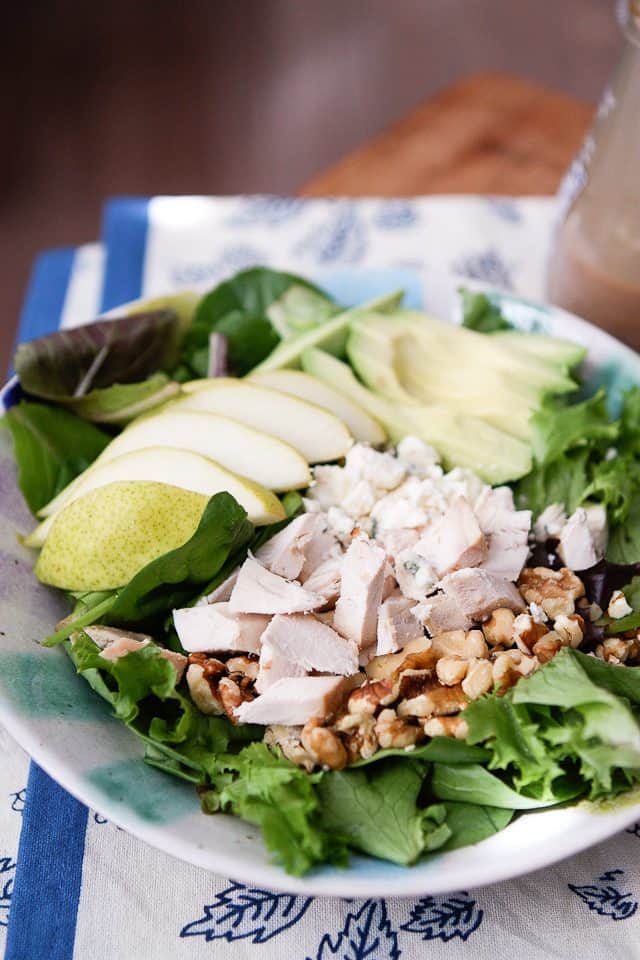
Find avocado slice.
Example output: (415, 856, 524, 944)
(252, 290, 405, 374)
(490, 331, 587, 370)
(301, 348, 531, 484)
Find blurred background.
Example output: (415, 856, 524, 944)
(0, 0, 620, 360)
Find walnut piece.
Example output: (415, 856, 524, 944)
(512, 614, 548, 654)
(436, 655, 469, 686)
(461, 659, 493, 699)
(397, 680, 468, 718)
(431, 629, 488, 660)
(375, 708, 423, 748)
(482, 608, 516, 647)
(301, 718, 348, 770)
(517, 567, 585, 619)
(347, 679, 397, 716)
(423, 716, 469, 739)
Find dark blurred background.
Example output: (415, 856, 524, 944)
(0, 0, 620, 362)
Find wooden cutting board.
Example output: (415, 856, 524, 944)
(302, 72, 593, 197)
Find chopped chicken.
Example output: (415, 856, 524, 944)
(584, 503, 608, 556)
(299, 517, 341, 581)
(413, 595, 474, 634)
(196, 569, 239, 606)
(417, 496, 487, 576)
(534, 503, 567, 541)
(173, 603, 269, 654)
(256, 639, 307, 693)
(234, 676, 349, 725)
(301, 555, 343, 607)
(558, 508, 600, 570)
(228, 556, 324, 615)
(259, 613, 359, 676)
(91, 627, 187, 681)
(382, 561, 397, 600)
(474, 487, 531, 581)
(333, 538, 387, 648)
(376, 594, 423, 655)
(255, 514, 319, 580)
(439, 568, 525, 619)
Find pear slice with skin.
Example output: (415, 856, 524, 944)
(174, 379, 353, 463)
(249, 369, 386, 445)
(35, 481, 210, 591)
(38, 409, 310, 519)
(26, 446, 284, 548)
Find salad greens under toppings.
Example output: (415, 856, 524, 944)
(4, 271, 640, 876)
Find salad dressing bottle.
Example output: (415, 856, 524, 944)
(547, 0, 640, 348)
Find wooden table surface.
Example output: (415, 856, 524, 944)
(302, 73, 593, 197)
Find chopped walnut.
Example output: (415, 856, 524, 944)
(518, 567, 585, 618)
(482, 608, 515, 647)
(226, 655, 259, 681)
(264, 724, 315, 772)
(186, 663, 224, 716)
(365, 635, 433, 680)
(423, 716, 469, 740)
(461, 659, 493, 699)
(397, 680, 468, 718)
(553, 614, 584, 648)
(436, 655, 469, 686)
(218, 676, 254, 721)
(334, 712, 379, 761)
(375, 708, 423, 748)
(532, 632, 563, 663)
(512, 614, 548, 654)
(431, 629, 488, 659)
(492, 649, 538, 692)
(347, 679, 397, 716)
(595, 636, 640, 665)
(301, 718, 348, 770)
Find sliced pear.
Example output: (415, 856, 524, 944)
(39, 410, 310, 520)
(26, 446, 284, 547)
(35, 481, 210, 591)
(173, 379, 352, 463)
(249, 369, 386, 445)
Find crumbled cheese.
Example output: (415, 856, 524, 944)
(343, 444, 406, 491)
(529, 602, 548, 624)
(342, 480, 376, 519)
(608, 590, 633, 620)
(396, 436, 441, 474)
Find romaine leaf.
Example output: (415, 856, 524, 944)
(3, 401, 110, 514)
(180, 268, 334, 378)
(14, 309, 183, 415)
(318, 760, 451, 864)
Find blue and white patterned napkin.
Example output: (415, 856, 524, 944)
(3, 195, 640, 960)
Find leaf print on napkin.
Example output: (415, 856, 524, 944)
(373, 201, 418, 229)
(312, 900, 400, 960)
(296, 205, 367, 264)
(180, 881, 313, 944)
(626, 823, 640, 838)
(400, 892, 483, 942)
(569, 869, 638, 921)
(0, 857, 16, 927)
(226, 196, 306, 227)
(9, 789, 25, 815)
(453, 248, 514, 289)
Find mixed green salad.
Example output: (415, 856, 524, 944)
(3, 267, 640, 877)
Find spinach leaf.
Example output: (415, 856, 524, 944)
(460, 289, 513, 332)
(14, 310, 183, 421)
(438, 802, 514, 851)
(3, 401, 110, 514)
(318, 760, 451, 864)
(180, 268, 334, 378)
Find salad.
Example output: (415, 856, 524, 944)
(4, 267, 640, 877)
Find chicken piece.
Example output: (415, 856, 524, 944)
(584, 503, 608, 557)
(301, 555, 343, 607)
(259, 613, 359, 676)
(474, 487, 531, 581)
(533, 502, 567, 541)
(299, 516, 342, 581)
(173, 602, 269, 654)
(196, 569, 239, 606)
(234, 676, 350, 725)
(382, 561, 397, 600)
(256, 639, 307, 693)
(255, 514, 319, 580)
(413, 594, 474, 634)
(439, 568, 525, 619)
(92, 627, 188, 681)
(380, 527, 420, 558)
(558, 508, 600, 571)
(228, 555, 324, 615)
(416, 496, 487, 577)
(376, 594, 423, 656)
(333, 537, 387, 648)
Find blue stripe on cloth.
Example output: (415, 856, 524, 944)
(7, 246, 89, 960)
(100, 196, 150, 310)
(5, 766, 88, 960)
(13, 246, 76, 348)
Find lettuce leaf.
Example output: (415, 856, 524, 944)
(460, 289, 513, 332)
(3, 401, 110, 514)
(14, 310, 183, 422)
